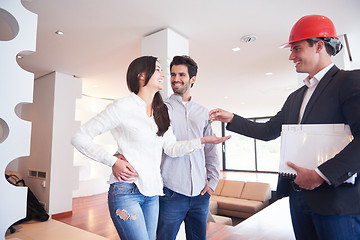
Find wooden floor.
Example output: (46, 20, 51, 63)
(55, 171, 288, 240)
(54, 193, 120, 240)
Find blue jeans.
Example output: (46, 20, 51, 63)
(108, 182, 159, 240)
(156, 187, 210, 240)
(289, 189, 360, 240)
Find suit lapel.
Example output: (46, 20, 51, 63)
(291, 86, 307, 123)
(301, 66, 340, 123)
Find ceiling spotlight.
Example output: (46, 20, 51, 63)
(232, 47, 241, 52)
(241, 34, 257, 43)
(55, 30, 64, 35)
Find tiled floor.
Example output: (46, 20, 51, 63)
(5, 219, 108, 240)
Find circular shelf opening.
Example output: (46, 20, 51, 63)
(0, 9, 19, 41)
(0, 118, 10, 143)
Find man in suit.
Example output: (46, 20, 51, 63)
(210, 15, 360, 240)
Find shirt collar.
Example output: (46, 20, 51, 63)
(130, 92, 146, 107)
(303, 63, 334, 88)
(170, 94, 192, 104)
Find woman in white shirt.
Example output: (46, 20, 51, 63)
(71, 56, 229, 240)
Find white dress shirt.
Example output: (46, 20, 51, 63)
(71, 93, 204, 196)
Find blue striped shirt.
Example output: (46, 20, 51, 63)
(161, 94, 220, 196)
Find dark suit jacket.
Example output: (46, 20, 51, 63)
(227, 65, 360, 215)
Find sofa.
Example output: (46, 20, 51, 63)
(209, 179, 272, 220)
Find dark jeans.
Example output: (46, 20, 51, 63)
(156, 187, 210, 240)
(289, 189, 360, 240)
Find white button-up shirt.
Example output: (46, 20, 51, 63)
(298, 63, 334, 122)
(71, 93, 203, 196)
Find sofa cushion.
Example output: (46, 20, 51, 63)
(217, 209, 253, 219)
(210, 195, 223, 202)
(207, 209, 215, 222)
(220, 180, 245, 198)
(215, 196, 265, 214)
(240, 182, 271, 202)
(212, 214, 233, 226)
(213, 179, 225, 196)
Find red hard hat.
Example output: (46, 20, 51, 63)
(280, 15, 338, 48)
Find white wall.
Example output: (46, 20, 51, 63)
(0, 0, 36, 237)
(15, 73, 55, 212)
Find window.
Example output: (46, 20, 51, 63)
(222, 117, 280, 173)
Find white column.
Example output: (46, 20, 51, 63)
(141, 28, 189, 240)
(141, 28, 189, 98)
(0, 0, 37, 237)
(48, 72, 82, 214)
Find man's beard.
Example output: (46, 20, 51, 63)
(172, 81, 189, 95)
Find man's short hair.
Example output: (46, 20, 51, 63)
(170, 55, 198, 80)
(306, 38, 338, 56)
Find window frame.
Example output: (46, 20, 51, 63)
(221, 116, 279, 174)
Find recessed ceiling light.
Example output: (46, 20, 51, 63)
(55, 30, 64, 35)
(265, 72, 273, 76)
(232, 47, 241, 52)
(241, 34, 257, 43)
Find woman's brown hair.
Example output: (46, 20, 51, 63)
(126, 56, 170, 136)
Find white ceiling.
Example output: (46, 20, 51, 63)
(4, 0, 360, 117)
